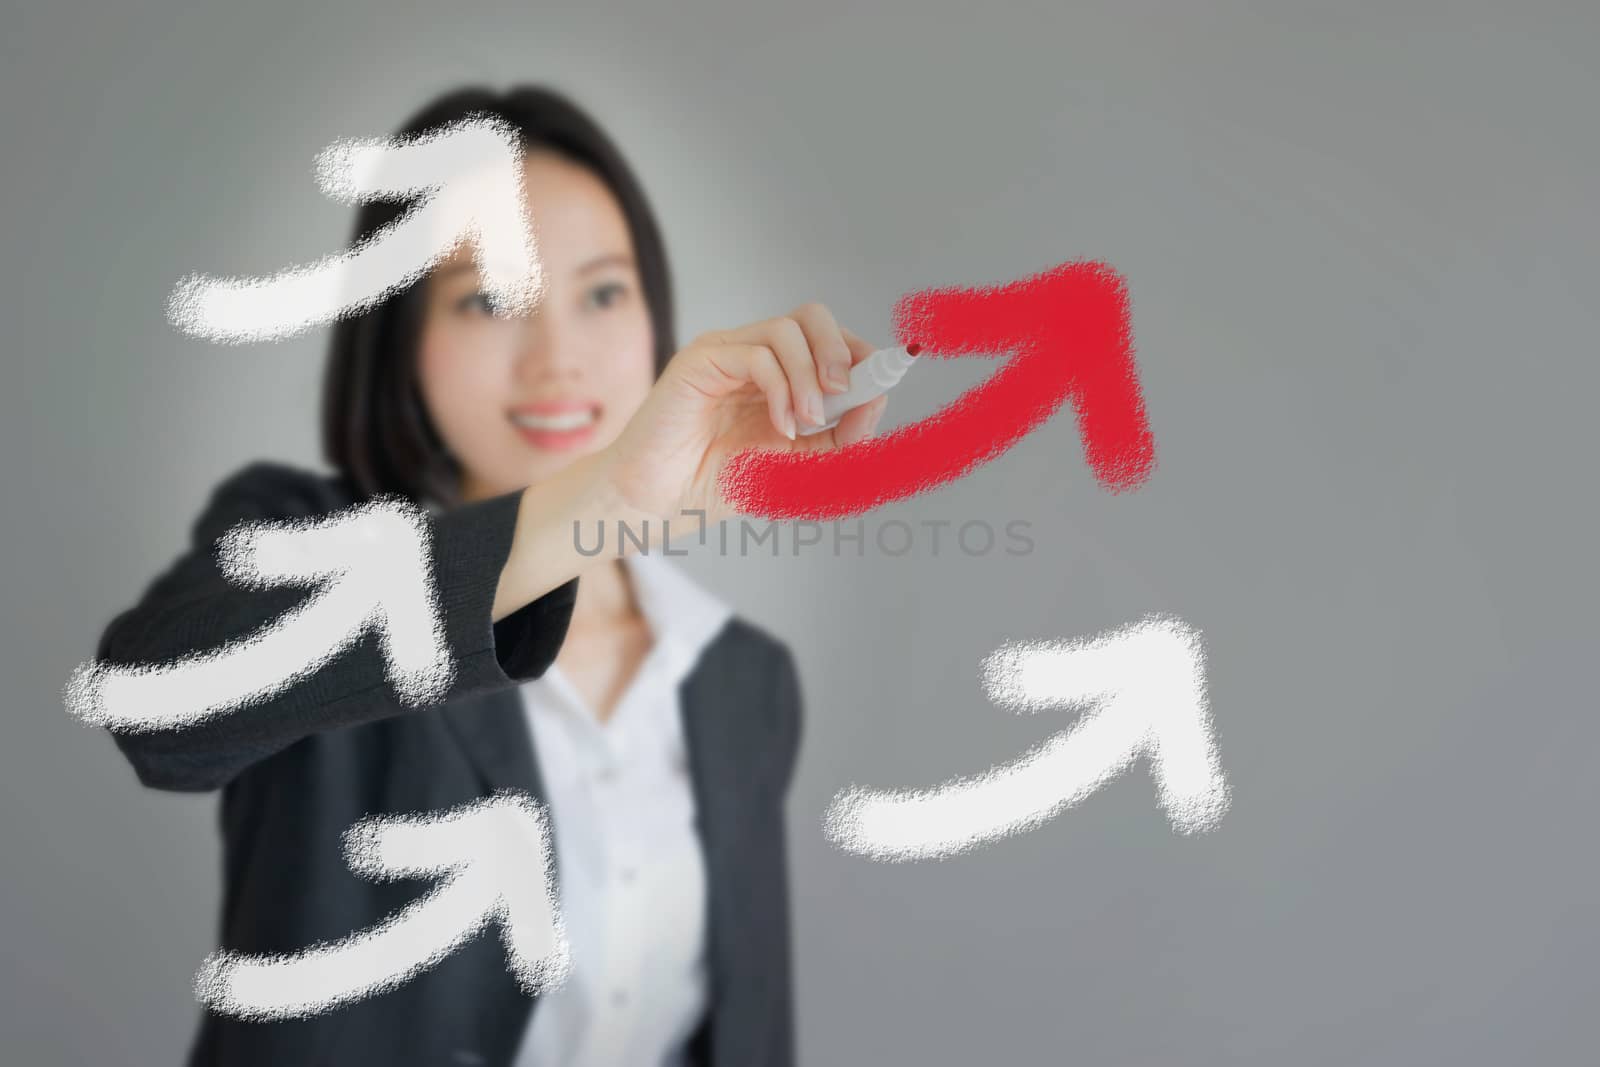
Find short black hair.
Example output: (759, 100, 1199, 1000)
(321, 85, 676, 510)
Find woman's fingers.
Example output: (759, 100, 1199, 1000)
(839, 325, 879, 368)
(763, 316, 828, 431)
(691, 306, 885, 445)
(697, 341, 796, 440)
(831, 392, 888, 448)
(792, 303, 856, 394)
(613, 305, 892, 520)
(787, 391, 889, 455)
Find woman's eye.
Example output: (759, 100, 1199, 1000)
(585, 282, 629, 310)
(457, 290, 502, 316)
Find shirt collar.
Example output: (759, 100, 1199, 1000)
(621, 551, 733, 682)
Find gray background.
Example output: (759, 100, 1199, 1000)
(4, 1, 1596, 1063)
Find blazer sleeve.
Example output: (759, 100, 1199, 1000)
(94, 461, 579, 792)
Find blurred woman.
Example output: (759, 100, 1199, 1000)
(93, 85, 889, 1067)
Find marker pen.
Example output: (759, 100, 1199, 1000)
(796, 343, 922, 436)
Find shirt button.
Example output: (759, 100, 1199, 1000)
(618, 865, 637, 885)
(592, 766, 618, 785)
(610, 988, 630, 1009)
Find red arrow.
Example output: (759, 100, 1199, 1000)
(718, 260, 1154, 520)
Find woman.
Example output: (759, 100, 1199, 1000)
(93, 85, 890, 1067)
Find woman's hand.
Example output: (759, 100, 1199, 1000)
(601, 302, 891, 524)
(491, 303, 889, 619)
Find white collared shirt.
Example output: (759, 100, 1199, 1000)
(513, 552, 733, 1067)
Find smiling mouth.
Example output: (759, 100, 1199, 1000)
(509, 407, 600, 432)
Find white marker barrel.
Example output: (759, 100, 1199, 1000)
(797, 345, 920, 436)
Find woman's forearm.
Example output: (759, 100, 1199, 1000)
(492, 448, 674, 623)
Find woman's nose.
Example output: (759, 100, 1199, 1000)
(513, 313, 584, 383)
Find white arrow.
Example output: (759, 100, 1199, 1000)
(823, 614, 1230, 861)
(63, 497, 454, 732)
(194, 791, 570, 1021)
(168, 115, 542, 343)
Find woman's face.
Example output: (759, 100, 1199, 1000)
(417, 148, 656, 502)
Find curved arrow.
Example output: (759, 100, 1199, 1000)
(63, 496, 453, 732)
(167, 115, 542, 343)
(823, 614, 1229, 861)
(719, 259, 1153, 520)
(195, 791, 569, 1021)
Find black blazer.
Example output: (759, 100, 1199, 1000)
(95, 461, 801, 1067)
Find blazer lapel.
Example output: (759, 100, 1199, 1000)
(679, 632, 771, 1066)
(436, 687, 554, 1064)
(440, 629, 767, 1066)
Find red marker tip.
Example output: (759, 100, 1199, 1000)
(905, 343, 922, 357)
